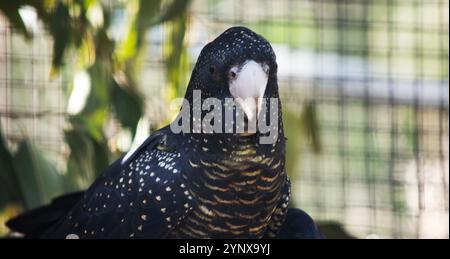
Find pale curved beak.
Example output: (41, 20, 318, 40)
(229, 60, 269, 129)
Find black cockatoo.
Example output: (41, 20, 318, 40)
(7, 27, 320, 239)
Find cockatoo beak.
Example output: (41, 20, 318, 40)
(229, 60, 269, 135)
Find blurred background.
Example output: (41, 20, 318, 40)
(0, 0, 448, 239)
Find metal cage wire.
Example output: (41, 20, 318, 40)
(0, 0, 448, 238)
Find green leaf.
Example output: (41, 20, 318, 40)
(12, 141, 63, 209)
(117, 0, 161, 64)
(87, 62, 110, 109)
(110, 74, 144, 137)
(92, 137, 111, 178)
(65, 126, 111, 188)
(0, 126, 23, 209)
(158, 0, 191, 24)
(401, 112, 419, 154)
(283, 103, 322, 205)
(0, 1, 31, 39)
(299, 102, 322, 154)
(165, 11, 190, 99)
(116, 25, 139, 64)
(65, 128, 96, 187)
(48, 2, 71, 70)
(137, 0, 162, 33)
(74, 62, 111, 142)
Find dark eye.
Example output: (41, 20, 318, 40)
(230, 71, 236, 78)
(209, 66, 215, 75)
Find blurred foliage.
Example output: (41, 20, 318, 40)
(0, 0, 191, 214)
(283, 102, 322, 205)
(12, 140, 64, 209)
(299, 103, 322, 154)
(0, 0, 322, 236)
(0, 0, 446, 239)
(0, 125, 22, 209)
(401, 111, 420, 155)
(164, 10, 190, 101)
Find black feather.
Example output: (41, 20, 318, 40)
(6, 191, 84, 238)
(277, 208, 324, 239)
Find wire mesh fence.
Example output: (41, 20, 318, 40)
(0, 0, 448, 238)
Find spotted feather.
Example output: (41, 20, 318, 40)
(40, 127, 196, 238)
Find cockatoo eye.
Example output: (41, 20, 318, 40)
(229, 67, 239, 80)
(209, 66, 216, 75)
